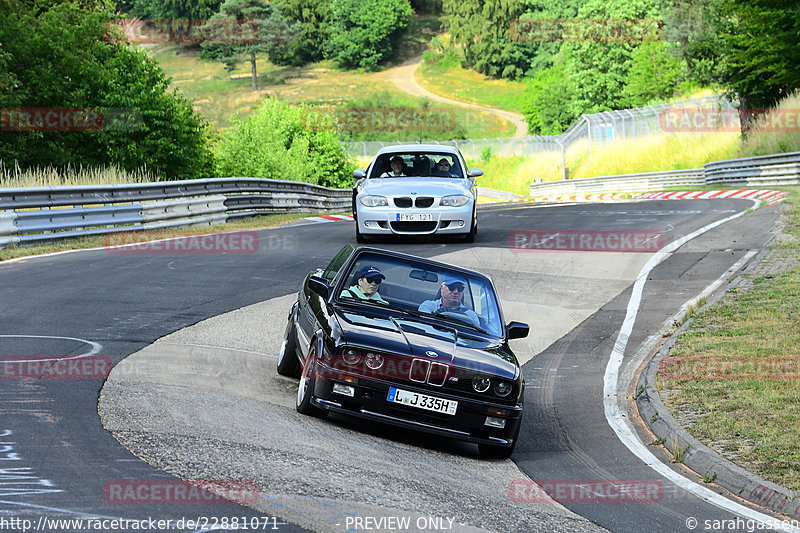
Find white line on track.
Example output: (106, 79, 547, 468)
(603, 199, 800, 532)
(0, 334, 102, 362)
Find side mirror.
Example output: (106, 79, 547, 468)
(308, 275, 331, 299)
(353, 169, 366, 179)
(468, 168, 484, 178)
(506, 321, 529, 340)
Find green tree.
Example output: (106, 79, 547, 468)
(523, 55, 580, 134)
(660, 0, 729, 86)
(118, 0, 224, 20)
(622, 40, 685, 106)
(442, 0, 531, 78)
(1, 0, 213, 179)
(215, 99, 354, 188)
(564, 0, 661, 113)
(199, 0, 298, 90)
(325, 0, 413, 70)
(275, 0, 332, 64)
(720, 0, 800, 109)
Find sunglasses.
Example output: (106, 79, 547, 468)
(446, 283, 465, 292)
(364, 276, 383, 285)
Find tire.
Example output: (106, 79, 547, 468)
(276, 311, 301, 378)
(462, 214, 477, 243)
(296, 346, 328, 418)
(356, 224, 366, 243)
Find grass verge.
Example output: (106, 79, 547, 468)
(149, 44, 512, 138)
(657, 186, 800, 490)
(0, 213, 312, 262)
(418, 53, 528, 114)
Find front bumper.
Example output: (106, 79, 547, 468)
(356, 204, 473, 235)
(309, 368, 522, 448)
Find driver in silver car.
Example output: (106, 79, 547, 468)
(418, 274, 480, 326)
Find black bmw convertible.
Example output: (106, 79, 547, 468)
(277, 245, 529, 458)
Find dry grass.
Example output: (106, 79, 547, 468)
(0, 161, 159, 187)
(739, 92, 800, 157)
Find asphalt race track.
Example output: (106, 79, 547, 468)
(0, 198, 791, 532)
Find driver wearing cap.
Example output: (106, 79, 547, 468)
(341, 265, 388, 303)
(418, 274, 480, 326)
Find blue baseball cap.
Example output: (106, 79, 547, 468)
(441, 273, 466, 288)
(356, 265, 385, 280)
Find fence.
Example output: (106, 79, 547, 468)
(0, 177, 349, 249)
(528, 151, 800, 196)
(341, 95, 738, 165)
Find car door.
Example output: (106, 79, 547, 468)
(297, 245, 354, 355)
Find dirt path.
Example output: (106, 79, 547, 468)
(380, 56, 529, 138)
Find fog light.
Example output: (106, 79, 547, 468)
(458, 221, 465, 227)
(332, 383, 355, 397)
(364, 221, 371, 227)
(484, 416, 506, 429)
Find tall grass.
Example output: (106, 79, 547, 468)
(739, 92, 800, 157)
(0, 162, 158, 187)
(570, 133, 741, 179)
(470, 133, 741, 196)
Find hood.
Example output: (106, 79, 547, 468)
(333, 307, 518, 379)
(362, 177, 471, 198)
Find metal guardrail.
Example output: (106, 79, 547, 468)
(529, 152, 800, 197)
(0, 177, 350, 249)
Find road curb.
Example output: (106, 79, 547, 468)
(634, 249, 800, 521)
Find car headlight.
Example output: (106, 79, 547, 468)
(342, 348, 362, 365)
(365, 352, 384, 370)
(472, 376, 491, 393)
(359, 195, 388, 207)
(440, 195, 470, 207)
(493, 381, 512, 397)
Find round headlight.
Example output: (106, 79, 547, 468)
(493, 381, 512, 397)
(365, 352, 384, 370)
(472, 376, 491, 393)
(342, 348, 362, 365)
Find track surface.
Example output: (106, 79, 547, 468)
(0, 199, 786, 532)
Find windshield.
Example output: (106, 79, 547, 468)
(337, 252, 503, 337)
(368, 152, 463, 179)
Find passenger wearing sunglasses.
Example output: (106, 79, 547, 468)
(418, 274, 480, 326)
(341, 265, 388, 303)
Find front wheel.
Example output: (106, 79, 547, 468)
(296, 346, 328, 418)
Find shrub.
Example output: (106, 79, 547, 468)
(325, 0, 413, 70)
(215, 99, 354, 188)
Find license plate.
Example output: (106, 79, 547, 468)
(387, 387, 457, 415)
(396, 213, 433, 222)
